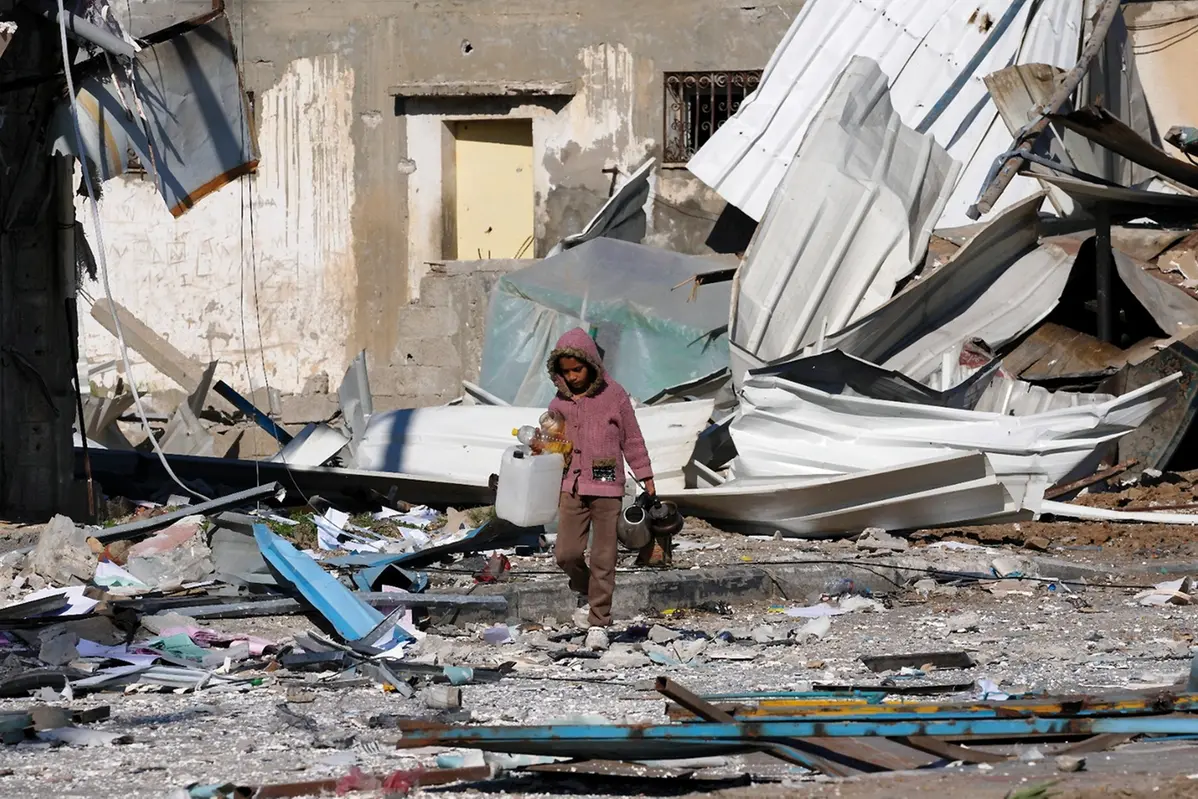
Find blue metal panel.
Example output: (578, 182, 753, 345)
(397, 716, 1198, 761)
(254, 525, 410, 648)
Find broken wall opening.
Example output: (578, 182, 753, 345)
(396, 92, 572, 304)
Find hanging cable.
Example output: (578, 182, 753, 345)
(236, 0, 314, 509)
(57, 0, 209, 502)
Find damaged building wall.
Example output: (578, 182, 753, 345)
(76, 1, 795, 409)
(1123, 1, 1198, 160)
(79, 54, 359, 401)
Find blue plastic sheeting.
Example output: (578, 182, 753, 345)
(398, 716, 1198, 761)
(253, 525, 411, 649)
(479, 239, 732, 406)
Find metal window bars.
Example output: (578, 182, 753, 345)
(663, 70, 761, 165)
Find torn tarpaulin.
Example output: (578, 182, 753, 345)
(48, 9, 257, 216)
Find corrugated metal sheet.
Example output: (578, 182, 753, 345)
(48, 11, 258, 217)
(662, 452, 1014, 538)
(730, 57, 960, 368)
(824, 194, 1075, 386)
(687, 0, 1082, 227)
(352, 400, 714, 492)
(726, 373, 1178, 510)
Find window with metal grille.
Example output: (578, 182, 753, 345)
(663, 70, 761, 166)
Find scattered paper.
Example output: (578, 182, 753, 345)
(976, 678, 1009, 701)
(1135, 578, 1192, 607)
(76, 639, 161, 667)
(38, 727, 131, 746)
(15, 585, 98, 617)
(94, 560, 149, 590)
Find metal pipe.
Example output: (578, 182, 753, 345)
(967, 0, 1123, 219)
(1095, 203, 1114, 343)
(37, 6, 138, 59)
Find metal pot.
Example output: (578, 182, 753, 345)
(648, 500, 683, 536)
(617, 504, 652, 550)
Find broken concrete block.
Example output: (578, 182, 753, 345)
(38, 631, 79, 667)
(26, 515, 95, 586)
(1135, 578, 1192, 607)
(991, 557, 1025, 578)
(751, 625, 777, 644)
(599, 647, 651, 669)
(422, 685, 462, 710)
(676, 638, 708, 663)
(797, 616, 831, 641)
(648, 625, 681, 644)
(856, 528, 909, 552)
(127, 518, 204, 558)
(125, 524, 214, 591)
(30, 705, 73, 731)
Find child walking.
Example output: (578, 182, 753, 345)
(547, 328, 654, 651)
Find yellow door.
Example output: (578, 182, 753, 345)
(453, 120, 535, 260)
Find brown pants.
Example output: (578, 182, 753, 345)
(555, 493, 621, 628)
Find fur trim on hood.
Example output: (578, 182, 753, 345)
(546, 327, 606, 398)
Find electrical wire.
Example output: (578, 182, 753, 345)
(57, 0, 209, 502)
(235, 0, 314, 511)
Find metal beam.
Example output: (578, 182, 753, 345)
(396, 715, 1198, 751)
(967, 0, 1123, 219)
(95, 482, 282, 543)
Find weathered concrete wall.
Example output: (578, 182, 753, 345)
(377, 259, 524, 410)
(77, 0, 800, 405)
(1125, 2, 1198, 159)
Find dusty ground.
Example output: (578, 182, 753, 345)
(1, 520, 1196, 799)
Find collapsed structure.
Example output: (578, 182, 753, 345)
(6, 0, 1198, 793)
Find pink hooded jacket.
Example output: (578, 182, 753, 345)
(547, 328, 653, 498)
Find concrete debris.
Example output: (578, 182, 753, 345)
(26, 516, 96, 586)
(946, 612, 981, 633)
(1135, 578, 1193, 607)
(18, 1, 1198, 792)
(1056, 755, 1087, 773)
(856, 528, 909, 553)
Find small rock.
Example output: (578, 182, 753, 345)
(1084, 630, 1103, 642)
(1018, 747, 1045, 762)
(1055, 755, 1086, 773)
(1023, 536, 1050, 552)
(285, 688, 317, 704)
(913, 578, 937, 594)
(648, 625, 681, 644)
(946, 611, 980, 633)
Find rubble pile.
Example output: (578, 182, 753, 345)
(12, 0, 1198, 794)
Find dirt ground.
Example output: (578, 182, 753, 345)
(2, 526, 1196, 798)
